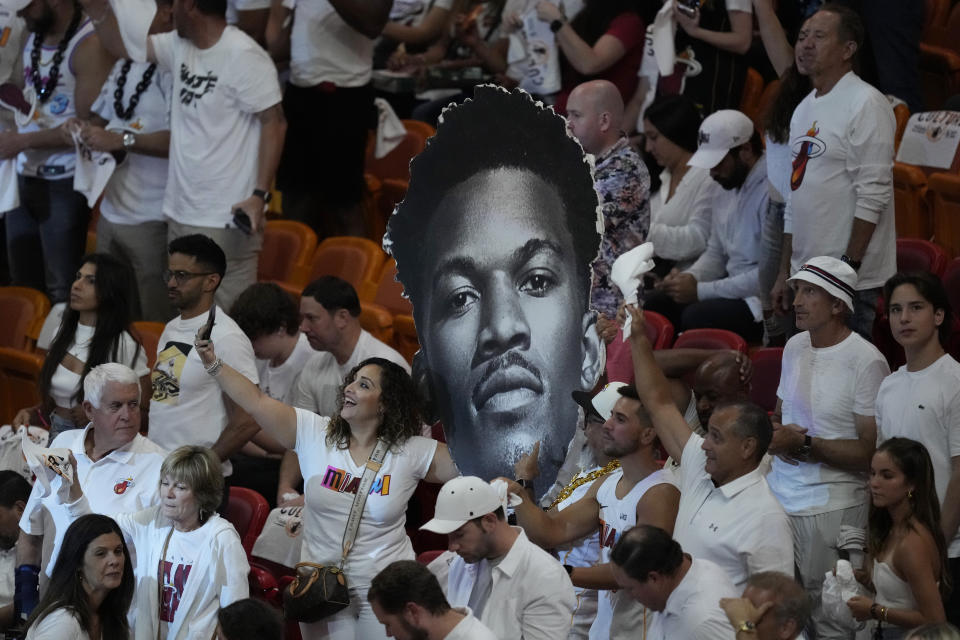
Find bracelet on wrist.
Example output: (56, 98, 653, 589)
(205, 357, 223, 376)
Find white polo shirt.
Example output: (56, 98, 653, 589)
(647, 557, 738, 640)
(428, 529, 577, 640)
(446, 606, 499, 640)
(20, 424, 167, 575)
(673, 434, 793, 588)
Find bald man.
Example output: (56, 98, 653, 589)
(692, 351, 751, 428)
(566, 80, 651, 318)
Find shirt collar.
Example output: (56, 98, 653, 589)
(493, 527, 529, 578)
(595, 136, 630, 165)
(718, 465, 764, 499)
(81, 423, 140, 465)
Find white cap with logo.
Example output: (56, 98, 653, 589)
(688, 109, 755, 170)
(419, 476, 504, 535)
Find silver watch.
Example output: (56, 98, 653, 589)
(122, 132, 136, 149)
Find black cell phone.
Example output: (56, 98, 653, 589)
(677, 0, 700, 18)
(199, 305, 216, 341)
(232, 208, 252, 235)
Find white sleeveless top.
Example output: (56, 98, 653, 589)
(18, 18, 94, 177)
(589, 467, 678, 640)
(870, 560, 918, 640)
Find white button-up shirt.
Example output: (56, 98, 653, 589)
(428, 528, 577, 640)
(648, 557, 738, 640)
(20, 424, 167, 575)
(673, 434, 793, 588)
(446, 606, 500, 640)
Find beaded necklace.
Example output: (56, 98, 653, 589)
(548, 459, 621, 510)
(113, 60, 157, 120)
(29, 4, 83, 104)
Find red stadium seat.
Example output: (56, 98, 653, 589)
(248, 562, 281, 608)
(748, 348, 782, 413)
(224, 487, 270, 557)
(417, 549, 445, 565)
(896, 238, 950, 276)
(672, 328, 747, 352)
(604, 312, 674, 385)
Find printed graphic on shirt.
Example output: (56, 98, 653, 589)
(179, 64, 217, 106)
(113, 476, 134, 495)
(790, 121, 826, 190)
(599, 517, 627, 549)
(159, 557, 193, 622)
(320, 466, 391, 496)
(152, 341, 190, 404)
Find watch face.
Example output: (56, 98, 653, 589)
(123, 133, 134, 147)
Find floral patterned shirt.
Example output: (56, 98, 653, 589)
(590, 137, 652, 317)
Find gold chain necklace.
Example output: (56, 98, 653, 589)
(549, 459, 621, 510)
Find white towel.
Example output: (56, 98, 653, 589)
(21, 435, 74, 501)
(610, 242, 656, 338)
(650, 0, 677, 77)
(493, 478, 526, 510)
(374, 97, 408, 159)
(0, 425, 48, 482)
(108, 0, 156, 63)
(72, 127, 117, 207)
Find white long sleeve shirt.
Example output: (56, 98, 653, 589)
(785, 71, 896, 290)
(685, 158, 769, 321)
(648, 166, 715, 268)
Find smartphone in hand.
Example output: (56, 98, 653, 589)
(199, 305, 216, 341)
(233, 208, 252, 235)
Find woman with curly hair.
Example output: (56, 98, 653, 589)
(193, 341, 459, 640)
(846, 438, 948, 638)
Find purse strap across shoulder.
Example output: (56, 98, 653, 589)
(339, 439, 389, 566)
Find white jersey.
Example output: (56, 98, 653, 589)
(590, 467, 677, 640)
(18, 18, 95, 178)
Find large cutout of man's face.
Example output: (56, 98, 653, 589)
(386, 86, 604, 490)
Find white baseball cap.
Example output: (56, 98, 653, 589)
(419, 476, 502, 534)
(571, 382, 628, 422)
(688, 109, 755, 169)
(787, 256, 858, 312)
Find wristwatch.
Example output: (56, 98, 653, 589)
(122, 132, 136, 149)
(737, 620, 757, 633)
(840, 254, 862, 271)
(797, 434, 813, 460)
(550, 18, 566, 32)
(252, 188, 272, 204)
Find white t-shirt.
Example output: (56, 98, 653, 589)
(226, 0, 271, 25)
(20, 425, 167, 575)
(92, 59, 172, 225)
(785, 71, 897, 290)
(289, 330, 410, 415)
(768, 331, 890, 515)
(38, 303, 150, 408)
(286, 0, 374, 88)
(647, 557, 738, 640)
(256, 332, 315, 403)
(0, 547, 14, 608)
(647, 166, 715, 270)
(294, 409, 437, 584)
(149, 27, 281, 227)
(149, 306, 259, 475)
(25, 608, 90, 640)
(158, 525, 202, 637)
(674, 434, 793, 589)
(388, 0, 455, 25)
(876, 354, 960, 557)
(446, 606, 500, 640)
(18, 19, 95, 178)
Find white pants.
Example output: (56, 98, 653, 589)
(299, 584, 387, 640)
(790, 503, 868, 640)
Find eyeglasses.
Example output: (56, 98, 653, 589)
(162, 269, 214, 284)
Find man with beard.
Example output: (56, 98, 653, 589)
(385, 86, 604, 493)
(0, 471, 30, 630)
(421, 476, 577, 640)
(503, 383, 679, 640)
(149, 234, 259, 492)
(644, 109, 769, 343)
(368, 560, 499, 640)
(1, 0, 113, 304)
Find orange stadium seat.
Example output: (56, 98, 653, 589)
(893, 163, 931, 240)
(738, 68, 765, 125)
(289, 236, 387, 298)
(0, 286, 51, 352)
(364, 120, 435, 183)
(130, 321, 165, 369)
(368, 259, 414, 316)
(893, 103, 910, 153)
(258, 220, 318, 284)
(919, 43, 960, 110)
(929, 172, 960, 257)
(359, 301, 394, 345)
(754, 79, 781, 133)
(0, 347, 44, 424)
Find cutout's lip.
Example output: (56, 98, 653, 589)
(472, 366, 544, 413)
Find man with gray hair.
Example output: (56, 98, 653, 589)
(14, 363, 167, 622)
(720, 571, 812, 640)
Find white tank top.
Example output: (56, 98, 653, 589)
(589, 467, 677, 640)
(18, 17, 94, 178)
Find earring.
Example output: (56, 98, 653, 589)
(907, 490, 914, 500)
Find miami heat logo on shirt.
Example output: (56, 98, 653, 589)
(114, 477, 134, 495)
(790, 121, 826, 191)
(320, 466, 391, 496)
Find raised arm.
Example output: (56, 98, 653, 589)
(627, 305, 694, 461)
(264, 0, 292, 61)
(382, 5, 452, 45)
(424, 443, 459, 484)
(675, 8, 752, 56)
(537, 1, 631, 76)
(503, 476, 603, 550)
(751, 0, 793, 76)
(195, 336, 297, 449)
(79, 0, 158, 62)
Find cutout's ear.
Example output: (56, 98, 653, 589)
(580, 311, 604, 390)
